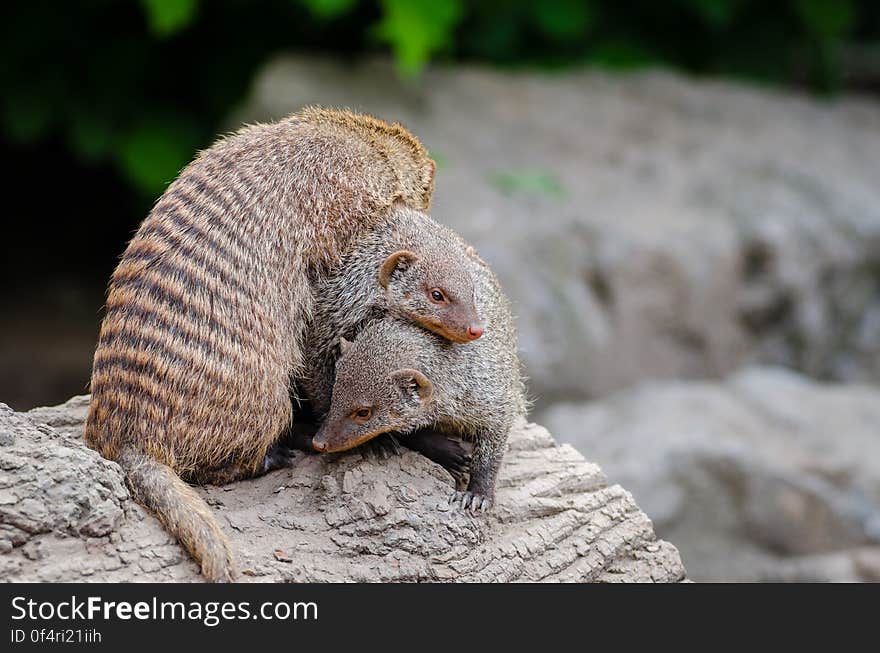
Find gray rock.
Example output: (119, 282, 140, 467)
(760, 547, 880, 582)
(0, 398, 128, 562)
(0, 397, 685, 583)
(231, 56, 880, 403)
(541, 366, 880, 581)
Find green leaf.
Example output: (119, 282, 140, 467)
(374, 0, 464, 76)
(140, 0, 200, 38)
(794, 0, 854, 38)
(534, 0, 594, 40)
(118, 119, 200, 196)
(301, 0, 357, 20)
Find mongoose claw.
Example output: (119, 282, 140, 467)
(450, 490, 492, 513)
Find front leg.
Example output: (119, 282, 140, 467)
(450, 428, 508, 512)
(404, 429, 470, 483)
(359, 430, 470, 484)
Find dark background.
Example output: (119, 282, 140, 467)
(2, 0, 879, 410)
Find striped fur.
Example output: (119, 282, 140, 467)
(84, 108, 436, 581)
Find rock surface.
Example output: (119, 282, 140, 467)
(542, 366, 880, 581)
(0, 397, 685, 583)
(232, 56, 880, 404)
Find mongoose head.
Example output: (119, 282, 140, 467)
(312, 336, 433, 452)
(379, 249, 484, 342)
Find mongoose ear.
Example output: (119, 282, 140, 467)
(338, 336, 353, 356)
(390, 368, 433, 405)
(378, 250, 420, 288)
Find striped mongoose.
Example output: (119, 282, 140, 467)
(299, 206, 486, 419)
(311, 250, 527, 511)
(84, 108, 451, 582)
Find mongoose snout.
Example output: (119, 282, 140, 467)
(312, 422, 376, 452)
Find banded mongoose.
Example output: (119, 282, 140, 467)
(311, 255, 527, 511)
(299, 206, 486, 419)
(84, 107, 440, 582)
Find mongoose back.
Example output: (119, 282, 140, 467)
(84, 107, 436, 582)
(312, 255, 527, 511)
(300, 206, 487, 418)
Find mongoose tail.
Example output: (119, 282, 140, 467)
(117, 446, 238, 583)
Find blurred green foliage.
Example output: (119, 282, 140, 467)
(490, 170, 566, 200)
(141, 0, 200, 36)
(2, 0, 877, 200)
(374, 0, 464, 75)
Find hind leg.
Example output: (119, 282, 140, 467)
(197, 366, 305, 485)
(199, 444, 300, 485)
(196, 413, 300, 485)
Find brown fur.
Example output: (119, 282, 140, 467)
(312, 251, 528, 511)
(84, 107, 435, 582)
(299, 207, 485, 418)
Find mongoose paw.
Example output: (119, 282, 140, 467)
(361, 434, 403, 461)
(445, 454, 471, 484)
(417, 436, 470, 481)
(279, 429, 318, 452)
(449, 490, 491, 513)
(262, 445, 300, 473)
(402, 430, 470, 481)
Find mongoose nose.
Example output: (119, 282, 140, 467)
(312, 439, 327, 452)
(467, 325, 484, 340)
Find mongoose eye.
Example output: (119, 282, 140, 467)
(429, 289, 447, 304)
(351, 407, 373, 423)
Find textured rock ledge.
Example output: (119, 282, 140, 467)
(0, 396, 685, 582)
